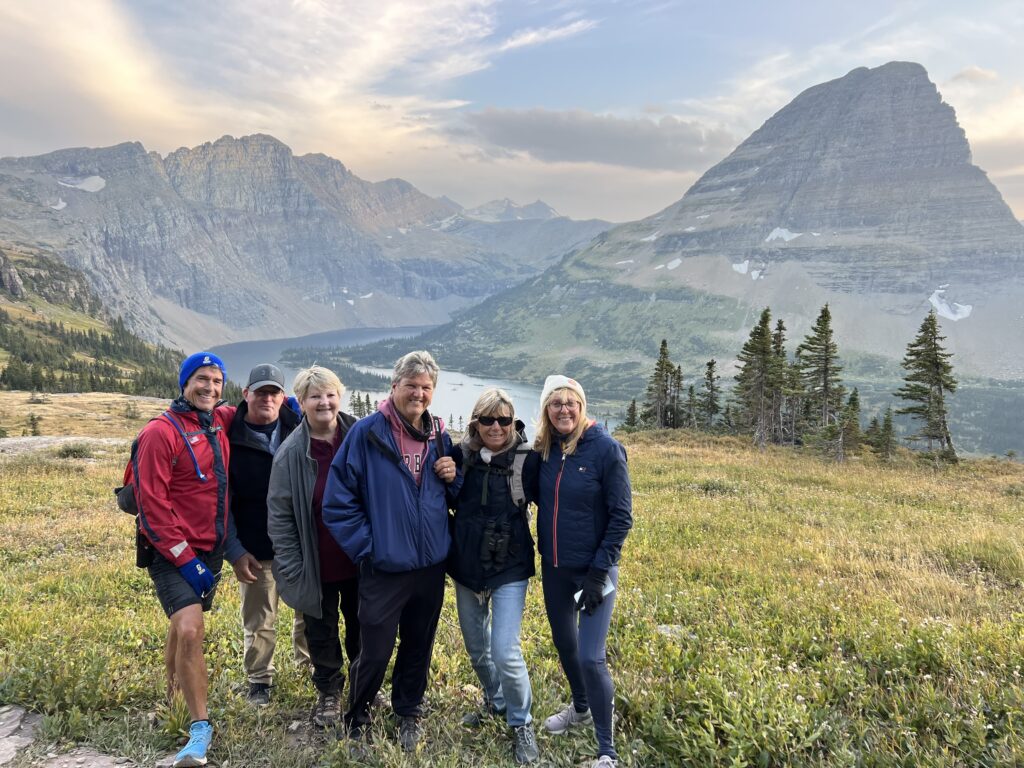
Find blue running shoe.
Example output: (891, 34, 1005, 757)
(173, 720, 213, 767)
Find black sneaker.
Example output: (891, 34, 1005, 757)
(397, 715, 422, 752)
(512, 723, 540, 764)
(246, 682, 271, 707)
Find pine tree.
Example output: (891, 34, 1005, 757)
(349, 391, 364, 418)
(641, 339, 675, 429)
(796, 304, 844, 433)
(733, 308, 775, 447)
(895, 310, 957, 460)
(864, 415, 881, 448)
(366, 395, 373, 414)
(701, 359, 721, 430)
(623, 399, 639, 430)
(841, 388, 862, 455)
(684, 385, 699, 428)
(878, 407, 896, 461)
(770, 319, 797, 444)
(669, 365, 685, 428)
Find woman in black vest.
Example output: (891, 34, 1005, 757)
(449, 387, 539, 765)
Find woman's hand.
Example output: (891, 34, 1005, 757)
(434, 455, 457, 484)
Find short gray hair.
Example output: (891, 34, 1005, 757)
(392, 350, 439, 386)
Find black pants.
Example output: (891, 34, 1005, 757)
(344, 562, 445, 730)
(303, 578, 361, 695)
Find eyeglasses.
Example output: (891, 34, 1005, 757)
(547, 400, 580, 411)
(477, 415, 513, 427)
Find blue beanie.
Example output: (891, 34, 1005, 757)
(178, 351, 228, 390)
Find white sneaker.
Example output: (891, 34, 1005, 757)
(590, 756, 617, 768)
(543, 704, 592, 734)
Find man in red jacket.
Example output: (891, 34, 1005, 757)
(133, 351, 233, 768)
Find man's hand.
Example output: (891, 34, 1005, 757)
(231, 552, 262, 584)
(178, 557, 216, 597)
(434, 455, 457, 484)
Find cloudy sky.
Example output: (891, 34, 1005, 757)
(1, 0, 1022, 222)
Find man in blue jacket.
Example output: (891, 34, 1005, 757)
(323, 350, 459, 754)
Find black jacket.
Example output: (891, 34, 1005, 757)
(448, 432, 535, 592)
(228, 400, 301, 561)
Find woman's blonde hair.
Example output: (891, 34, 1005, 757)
(464, 387, 517, 453)
(533, 386, 589, 461)
(293, 365, 345, 403)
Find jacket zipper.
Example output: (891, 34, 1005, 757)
(552, 453, 566, 567)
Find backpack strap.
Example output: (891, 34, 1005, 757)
(432, 415, 444, 461)
(508, 444, 530, 509)
(161, 411, 209, 483)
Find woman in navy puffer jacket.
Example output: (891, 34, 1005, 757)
(525, 375, 632, 768)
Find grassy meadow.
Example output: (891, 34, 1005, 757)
(2, 397, 1024, 767)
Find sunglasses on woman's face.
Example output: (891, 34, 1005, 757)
(477, 415, 514, 427)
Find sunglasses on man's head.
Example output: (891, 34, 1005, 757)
(477, 415, 514, 427)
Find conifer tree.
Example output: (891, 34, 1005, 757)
(796, 304, 844, 432)
(895, 310, 957, 460)
(366, 394, 373, 414)
(733, 308, 774, 446)
(624, 399, 639, 430)
(878, 407, 896, 461)
(669, 365, 685, 428)
(684, 385, 699, 428)
(701, 359, 721, 430)
(841, 387, 862, 455)
(641, 339, 675, 428)
(349, 391, 363, 418)
(865, 415, 881, 448)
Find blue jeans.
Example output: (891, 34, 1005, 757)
(455, 579, 533, 726)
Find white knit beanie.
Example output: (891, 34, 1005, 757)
(540, 374, 586, 411)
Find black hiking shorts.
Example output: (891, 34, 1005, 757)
(148, 549, 224, 618)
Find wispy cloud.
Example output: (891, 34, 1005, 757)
(463, 108, 737, 171)
(499, 19, 598, 51)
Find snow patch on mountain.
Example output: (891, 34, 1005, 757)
(667, 258, 682, 270)
(929, 288, 972, 321)
(49, 198, 66, 210)
(640, 231, 660, 242)
(732, 260, 749, 275)
(765, 227, 801, 243)
(58, 176, 106, 192)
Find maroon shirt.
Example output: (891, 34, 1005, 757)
(311, 433, 356, 582)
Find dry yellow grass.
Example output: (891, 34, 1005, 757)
(0, 391, 169, 438)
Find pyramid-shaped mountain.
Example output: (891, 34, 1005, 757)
(401, 62, 1024, 393)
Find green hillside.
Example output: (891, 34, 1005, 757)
(1, 427, 1023, 766)
(0, 244, 238, 400)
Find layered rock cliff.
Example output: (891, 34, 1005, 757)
(0, 135, 605, 347)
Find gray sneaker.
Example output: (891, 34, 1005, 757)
(312, 692, 340, 728)
(589, 756, 617, 768)
(512, 723, 540, 764)
(543, 704, 592, 734)
(398, 715, 422, 752)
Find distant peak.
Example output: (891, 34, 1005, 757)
(464, 198, 560, 222)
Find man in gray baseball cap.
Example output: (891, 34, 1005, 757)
(223, 363, 309, 705)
